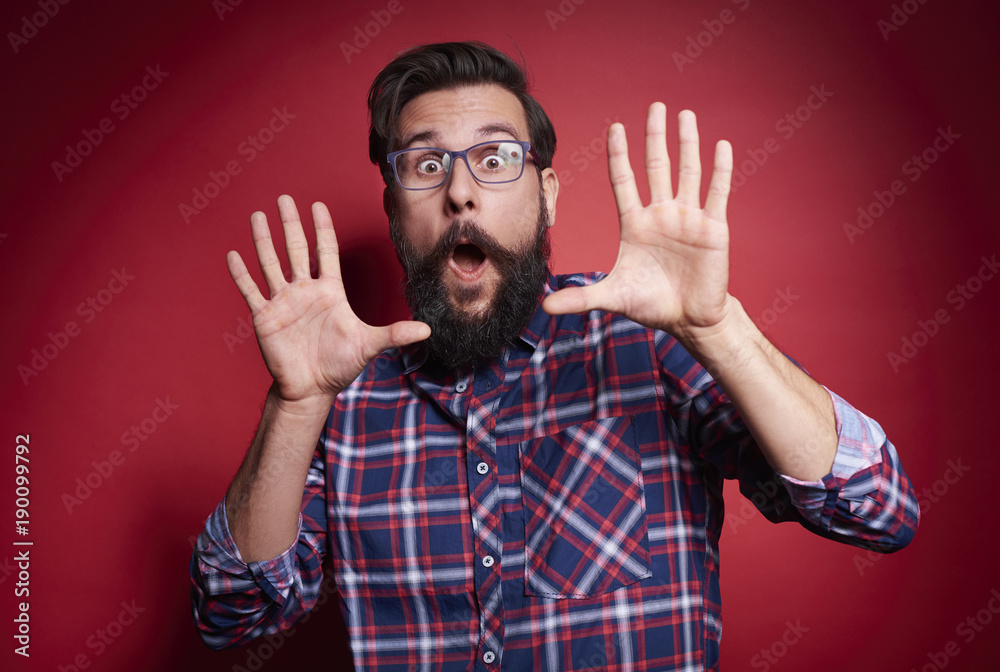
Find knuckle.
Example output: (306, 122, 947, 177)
(619, 204, 644, 218)
(610, 171, 635, 186)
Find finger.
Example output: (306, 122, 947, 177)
(645, 102, 673, 204)
(276, 195, 311, 281)
(607, 123, 644, 220)
(541, 282, 618, 316)
(226, 250, 267, 313)
(704, 140, 733, 222)
(250, 210, 287, 295)
(311, 201, 342, 280)
(676, 110, 702, 207)
(363, 320, 431, 360)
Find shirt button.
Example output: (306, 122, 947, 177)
(455, 381, 468, 393)
(483, 651, 496, 664)
(476, 462, 489, 475)
(482, 555, 495, 568)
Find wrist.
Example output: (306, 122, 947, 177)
(676, 295, 756, 363)
(268, 382, 336, 420)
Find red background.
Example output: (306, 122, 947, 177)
(3, 0, 999, 669)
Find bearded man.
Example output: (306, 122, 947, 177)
(191, 42, 919, 671)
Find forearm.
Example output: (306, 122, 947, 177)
(226, 383, 333, 562)
(678, 296, 838, 481)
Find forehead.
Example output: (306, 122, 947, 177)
(396, 84, 529, 148)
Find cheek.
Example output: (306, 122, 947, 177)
(498, 189, 541, 244)
(393, 198, 438, 251)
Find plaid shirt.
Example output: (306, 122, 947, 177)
(191, 273, 919, 671)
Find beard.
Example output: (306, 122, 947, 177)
(390, 189, 551, 370)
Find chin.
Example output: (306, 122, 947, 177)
(448, 289, 492, 321)
(445, 273, 497, 317)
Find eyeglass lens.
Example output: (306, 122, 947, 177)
(394, 142, 526, 188)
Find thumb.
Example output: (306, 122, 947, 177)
(363, 320, 431, 360)
(542, 282, 617, 316)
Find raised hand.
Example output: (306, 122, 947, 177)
(227, 195, 430, 405)
(542, 104, 734, 343)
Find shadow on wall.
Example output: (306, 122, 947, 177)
(150, 233, 403, 670)
(150, 496, 355, 670)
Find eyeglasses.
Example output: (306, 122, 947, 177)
(387, 140, 538, 191)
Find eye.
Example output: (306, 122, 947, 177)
(483, 156, 503, 170)
(490, 142, 523, 169)
(417, 158, 444, 174)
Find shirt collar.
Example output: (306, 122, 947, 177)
(518, 273, 559, 350)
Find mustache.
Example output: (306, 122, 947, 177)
(387, 190, 552, 369)
(424, 219, 520, 270)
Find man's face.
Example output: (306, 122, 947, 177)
(386, 84, 559, 368)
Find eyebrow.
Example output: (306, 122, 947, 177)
(399, 122, 522, 149)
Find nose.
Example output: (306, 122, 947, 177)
(443, 153, 479, 216)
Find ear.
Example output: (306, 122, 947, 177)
(540, 167, 559, 228)
(383, 187, 393, 220)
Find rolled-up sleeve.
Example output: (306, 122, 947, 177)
(777, 387, 920, 552)
(189, 448, 329, 649)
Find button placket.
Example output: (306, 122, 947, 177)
(466, 371, 506, 667)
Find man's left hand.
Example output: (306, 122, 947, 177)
(543, 103, 735, 344)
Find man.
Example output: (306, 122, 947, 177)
(191, 42, 919, 670)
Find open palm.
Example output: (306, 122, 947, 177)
(227, 195, 429, 403)
(543, 105, 734, 341)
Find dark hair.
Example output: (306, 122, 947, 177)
(367, 41, 556, 187)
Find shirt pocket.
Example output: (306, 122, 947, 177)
(518, 415, 653, 599)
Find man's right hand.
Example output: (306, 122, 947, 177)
(227, 194, 430, 407)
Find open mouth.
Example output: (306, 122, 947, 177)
(449, 243, 488, 278)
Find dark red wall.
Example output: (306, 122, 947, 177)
(3, 0, 998, 669)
